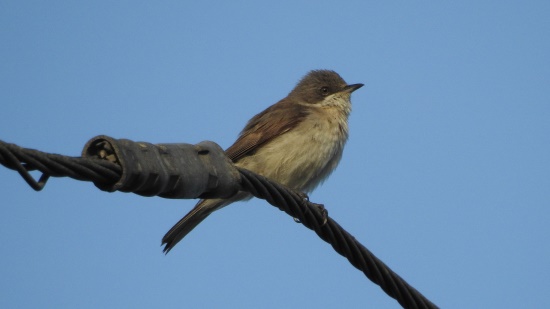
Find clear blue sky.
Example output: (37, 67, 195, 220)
(1, 1, 549, 308)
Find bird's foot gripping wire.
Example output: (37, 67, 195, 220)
(313, 202, 329, 226)
(292, 192, 328, 227)
(293, 192, 309, 223)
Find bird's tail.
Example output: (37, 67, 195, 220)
(161, 198, 226, 253)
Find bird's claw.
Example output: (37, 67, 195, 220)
(297, 191, 309, 201)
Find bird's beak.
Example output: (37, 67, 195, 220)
(343, 83, 364, 93)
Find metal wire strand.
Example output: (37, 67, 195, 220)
(238, 167, 438, 309)
(0, 139, 438, 309)
(0, 140, 121, 189)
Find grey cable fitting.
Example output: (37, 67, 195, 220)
(82, 135, 240, 199)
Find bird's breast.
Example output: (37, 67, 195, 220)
(236, 107, 349, 193)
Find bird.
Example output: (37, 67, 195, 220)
(162, 69, 363, 253)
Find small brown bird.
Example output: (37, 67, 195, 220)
(162, 70, 363, 253)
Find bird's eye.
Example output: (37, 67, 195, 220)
(320, 87, 329, 95)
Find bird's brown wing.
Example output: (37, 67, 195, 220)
(225, 99, 310, 162)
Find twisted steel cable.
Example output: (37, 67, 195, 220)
(238, 167, 438, 309)
(0, 139, 438, 309)
(0, 140, 121, 190)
